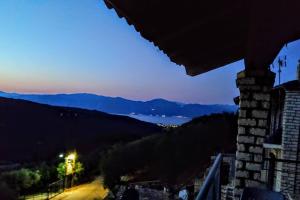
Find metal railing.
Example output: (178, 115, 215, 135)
(18, 180, 64, 200)
(47, 179, 64, 199)
(195, 154, 223, 200)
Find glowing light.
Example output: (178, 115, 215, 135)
(65, 152, 76, 176)
(66, 153, 76, 161)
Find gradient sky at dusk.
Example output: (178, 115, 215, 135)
(0, 0, 299, 104)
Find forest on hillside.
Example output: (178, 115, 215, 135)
(101, 113, 237, 189)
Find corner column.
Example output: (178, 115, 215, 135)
(234, 69, 275, 197)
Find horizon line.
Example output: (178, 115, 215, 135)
(0, 90, 237, 106)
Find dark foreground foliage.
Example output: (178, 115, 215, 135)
(101, 112, 237, 189)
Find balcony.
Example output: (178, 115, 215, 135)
(195, 153, 289, 200)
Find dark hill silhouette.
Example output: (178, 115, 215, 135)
(0, 97, 161, 162)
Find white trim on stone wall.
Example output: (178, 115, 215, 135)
(263, 143, 282, 149)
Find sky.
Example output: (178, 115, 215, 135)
(0, 0, 299, 104)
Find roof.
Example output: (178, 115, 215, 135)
(104, 0, 300, 76)
(234, 80, 300, 105)
(274, 80, 300, 91)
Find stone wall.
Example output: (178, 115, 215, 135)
(281, 91, 300, 199)
(234, 70, 275, 197)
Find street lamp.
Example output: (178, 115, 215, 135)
(66, 153, 76, 161)
(65, 152, 76, 188)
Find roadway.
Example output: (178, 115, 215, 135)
(52, 178, 109, 200)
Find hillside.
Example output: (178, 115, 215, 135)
(0, 92, 237, 118)
(0, 97, 161, 162)
(101, 113, 237, 188)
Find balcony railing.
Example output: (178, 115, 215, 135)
(194, 152, 300, 200)
(195, 153, 223, 200)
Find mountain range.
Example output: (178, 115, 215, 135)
(0, 91, 237, 124)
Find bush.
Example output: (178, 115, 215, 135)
(101, 135, 159, 188)
(0, 168, 41, 194)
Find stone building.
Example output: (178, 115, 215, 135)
(231, 62, 300, 199)
(262, 61, 300, 199)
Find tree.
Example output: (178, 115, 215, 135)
(56, 161, 84, 181)
(74, 162, 84, 182)
(0, 168, 41, 193)
(74, 162, 84, 175)
(37, 162, 57, 187)
(57, 162, 66, 180)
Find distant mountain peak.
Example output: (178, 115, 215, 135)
(147, 98, 170, 103)
(0, 91, 237, 124)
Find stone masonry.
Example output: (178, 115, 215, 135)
(234, 69, 275, 197)
(281, 91, 300, 199)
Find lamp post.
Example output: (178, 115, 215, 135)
(65, 152, 76, 188)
